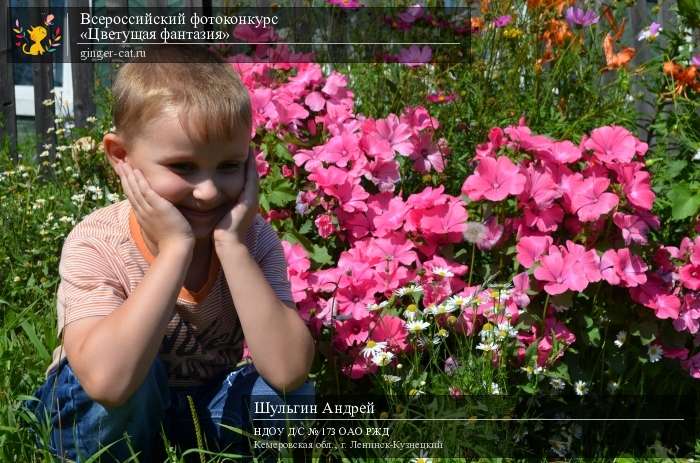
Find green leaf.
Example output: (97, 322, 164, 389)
(267, 180, 296, 208)
(667, 160, 688, 179)
(310, 244, 332, 266)
(20, 321, 50, 361)
(273, 143, 293, 162)
(630, 321, 656, 346)
(668, 183, 700, 221)
(519, 383, 537, 394)
(298, 220, 312, 235)
(259, 193, 270, 212)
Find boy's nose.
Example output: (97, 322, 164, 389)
(192, 178, 220, 202)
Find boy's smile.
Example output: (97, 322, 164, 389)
(116, 109, 251, 240)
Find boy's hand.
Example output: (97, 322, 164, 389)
(116, 161, 195, 253)
(213, 148, 259, 250)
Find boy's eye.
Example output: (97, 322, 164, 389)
(219, 162, 241, 170)
(169, 163, 196, 173)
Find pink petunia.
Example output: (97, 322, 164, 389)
(516, 235, 553, 269)
(681, 352, 700, 379)
(569, 176, 619, 222)
(371, 315, 409, 352)
(679, 264, 700, 290)
(512, 272, 531, 308)
(461, 156, 527, 201)
(364, 114, 414, 157)
(613, 212, 654, 245)
(583, 125, 637, 164)
(533, 247, 570, 295)
(600, 248, 648, 287)
(315, 214, 335, 238)
(562, 241, 602, 291)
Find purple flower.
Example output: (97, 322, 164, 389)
(493, 15, 512, 28)
(638, 22, 662, 41)
(398, 4, 424, 24)
(397, 45, 432, 67)
(565, 6, 599, 28)
(692, 55, 700, 67)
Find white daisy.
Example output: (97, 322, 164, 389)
(405, 320, 430, 334)
(371, 351, 395, 366)
(361, 340, 388, 359)
(614, 330, 627, 348)
(574, 380, 589, 396)
(550, 377, 566, 391)
(424, 303, 456, 316)
(403, 304, 420, 320)
(476, 342, 499, 352)
(446, 294, 471, 311)
(648, 344, 663, 363)
(431, 267, 454, 278)
(495, 321, 518, 340)
(367, 300, 389, 312)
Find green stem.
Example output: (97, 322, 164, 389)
(468, 243, 476, 287)
(541, 293, 550, 328)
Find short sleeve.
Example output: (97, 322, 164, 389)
(56, 237, 127, 337)
(251, 217, 295, 306)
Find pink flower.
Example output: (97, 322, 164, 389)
(315, 214, 335, 238)
(516, 235, 553, 269)
(427, 92, 457, 104)
(679, 264, 700, 290)
(282, 240, 311, 275)
(397, 45, 432, 67)
(397, 4, 424, 24)
(613, 212, 655, 245)
(569, 176, 619, 222)
(521, 166, 561, 208)
(512, 272, 530, 308)
(327, 0, 363, 9)
(371, 194, 406, 237)
(365, 115, 414, 157)
(562, 241, 602, 291)
(600, 248, 648, 287)
(334, 317, 372, 350)
(444, 356, 460, 375)
(534, 247, 570, 295)
(681, 352, 700, 379)
(614, 164, 655, 210)
(336, 281, 378, 320)
(232, 24, 279, 43)
(547, 140, 582, 164)
(583, 125, 637, 164)
(410, 132, 447, 173)
(461, 156, 526, 201)
(418, 197, 469, 242)
(372, 315, 409, 352)
(477, 216, 504, 250)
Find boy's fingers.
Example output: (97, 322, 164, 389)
(122, 163, 148, 213)
(132, 168, 160, 212)
(116, 163, 137, 209)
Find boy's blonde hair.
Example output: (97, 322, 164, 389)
(111, 45, 252, 148)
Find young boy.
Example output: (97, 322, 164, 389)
(27, 45, 316, 461)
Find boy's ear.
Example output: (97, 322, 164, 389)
(102, 133, 129, 170)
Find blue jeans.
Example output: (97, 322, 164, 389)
(24, 357, 316, 462)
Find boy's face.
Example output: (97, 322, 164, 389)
(121, 111, 251, 240)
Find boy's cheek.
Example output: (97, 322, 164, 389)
(148, 174, 191, 203)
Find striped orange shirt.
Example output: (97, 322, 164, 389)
(48, 200, 294, 387)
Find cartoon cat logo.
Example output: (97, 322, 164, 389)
(13, 14, 62, 56)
